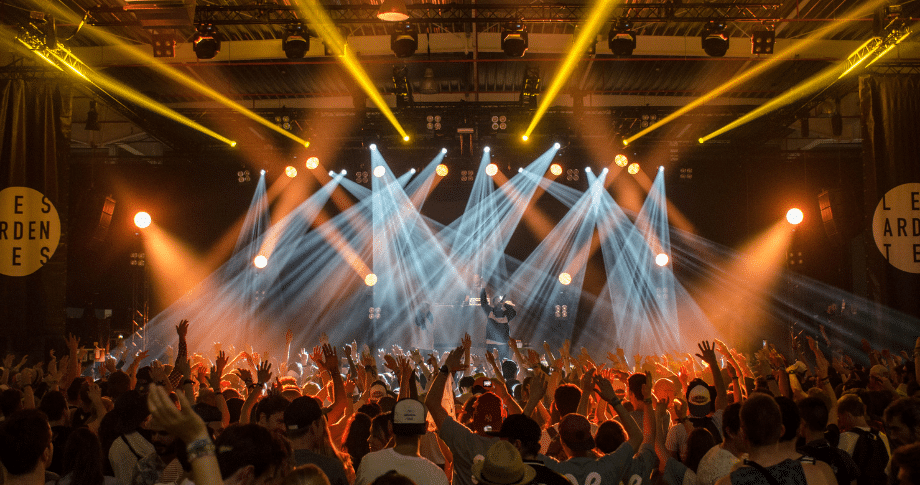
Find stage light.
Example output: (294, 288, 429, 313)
(441, 148, 447, 154)
(369, 144, 377, 151)
(559, 272, 572, 285)
(751, 28, 775, 55)
(627, 163, 640, 175)
(285, 166, 298, 178)
(373, 166, 385, 178)
(554, 142, 561, 149)
(283, 24, 310, 59)
(254, 255, 268, 268)
(486, 163, 498, 177)
(659, 166, 664, 171)
(550, 164, 562, 176)
(192, 24, 221, 59)
(518, 167, 523, 173)
(786, 208, 804, 225)
(501, 20, 529, 57)
(484, 146, 491, 153)
(614, 154, 629, 167)
(134, 212, 151, 229)
(656, 253, 669, 266)
(260, 169, 266, 175)
(340, 169, 347, 175)
(608, 19, 637, 57)
(391, 21, 418, 58)
(436, 164, 449, 177)
(377, 0, 409, 21)
(328, 170, 335, 176)
(522, 135, 529, 141)
(306, 157, 319, 169)
(365, 273, 378, 286)
(602, 167, 608, 173)
(702, 21, 729, 57)
(403, 135, 410, 141)
(410, 168, 416, 174)
(585, 167, 592, 173)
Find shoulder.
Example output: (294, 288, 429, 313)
(801, 458, 836, 485)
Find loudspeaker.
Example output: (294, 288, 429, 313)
(818, 188, 857, 241)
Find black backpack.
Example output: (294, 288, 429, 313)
(850, 428, 889, 485)
(799, 440, 860, 485)
(688, 415, 723, 445)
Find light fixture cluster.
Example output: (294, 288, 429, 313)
(283, 23, 310, 59)
(701, 20, 729, 57)
(751, 24, 775, 55)
(501, 20, 529, 57)
(391, 21, 418, 58)
(609, 19, 637, 57)
(193, 23, 221, 59)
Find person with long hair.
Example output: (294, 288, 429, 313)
(56, 428, 118, 485)
(342, 413, 372, 470)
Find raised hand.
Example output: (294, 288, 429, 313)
(593, 373, 618, 403)
(444, 346, 465, 372)
(713, 339, 731, 357)
(235, 368, 254, 387)
(256, 361, 272, 385)
(147, 384, 209, 443)
(321, 344, 339, 374)
(526, 349, 542, 368)
(485, 349, 497, 367)
(176, 319, 189, 338)
(528, 370, 548, 402)
(579, 367, 596, 392)
(208, 365, 222, 391)
(319, 332, 329, 346)
(696, 341, 718, 366)
(384, 354, 399, 373)
(214, 351, 228, 378)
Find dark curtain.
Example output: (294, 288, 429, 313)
(0, 77, 72, 352)
(859, 74, 920, 322)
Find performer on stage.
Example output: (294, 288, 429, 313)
(480, 287, 516, 361)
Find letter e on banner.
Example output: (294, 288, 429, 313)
(872, 183, 920, 274)
(0, 187, 61, 276)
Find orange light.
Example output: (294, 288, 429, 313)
(558, 272, 572, 285)
(436, 164, 449, 177)
(627, 163, 640, 175)
(254, 255, 268, 268)
(134, 212, 151, 229)
(656, 253, 669, 266)
(786, 208, 804, 225)
(486, 163, 498, 177)
(364, 273, 378, 286)
(285, 166, 298, 178)
(550, 163, 563, 176)
(615, 154, 629, 167)
(306, 157, 319, 170)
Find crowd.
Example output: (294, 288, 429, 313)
(0, 318, 919, 485)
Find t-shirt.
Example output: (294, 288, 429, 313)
(547, 441, 635, 485)
(625, 443, 659, 485)
(109, 432, 156, 485)
(354, 447, 449, 485)
(293, 448, 349, 485)
(729, 458, 809, 485)
(523, 459, 571, 485)
(667, 409, 724, 462)
(437, 416, 497, 485)
(838, 427, 891, 458)
(695, 445, 742, 485)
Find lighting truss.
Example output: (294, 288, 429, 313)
(87, 3, 782, 27)
(840, 18, 911, 77)
(15, 24, 91, 79)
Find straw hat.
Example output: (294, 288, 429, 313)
(471, 440, 536, 485)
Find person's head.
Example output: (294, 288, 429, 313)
(686, 379, 716, 418)
(283, 464, 331, 485)
(256, 394, 291, 440)
(369, 381, 388, 401)
(368, 412, 393, 452)
(837, 393, 866, 430)
(740, 393, 783, 448)
(0, 409, 53, 476)
(595, 420, 627, 454)
(775, 396, 800, 443)
(553, 384, 582, 418)
(798, 396, 830, 435)
(892, 442, 920, 485)
(196, 402, 226, 438)
(722, 401, 743, 446)
(111, 390, 150, 435)
(391, 399, 427, 437)
(216, 423, 290, 485)
(627, 373, 648, 404)
(343, 413, 372, 468)
(501, 360, 518, 381)
(471, 440, 536, 485)
(685, 428, 716, 473)
(458, 376, 475, 394)
(377, 395, 397, 414)
(148, 417, 178, 459)
(106, 371, 131, 402)
(285, 396, 325, 444)
(488, 413, 542, 458)
(653, 378, 678, 403)
(884, 397, 920, 449)
(357, 402, 382, 418)
(369, 471, 417, 485)
(470, 392, 504, 436)
(0, 388, 23, 418)
(39, 390, 68, 423)
(61, 427, 106, 485)
(559, 413, 596, 454)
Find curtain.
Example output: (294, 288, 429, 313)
(0, 77, 72, 352)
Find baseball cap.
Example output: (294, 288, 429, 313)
(284, 396, 323, 432)
(687, 380, 715, 418)
(486, 413, 541, 444)
(559, 413, 595, 452)
(392, 398, 427, 436)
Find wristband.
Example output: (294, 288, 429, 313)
(186, 438, 216, 462)
(439, 365, 450, 375)
(605, 395, 623, 407)
(643, 397, 653, 404)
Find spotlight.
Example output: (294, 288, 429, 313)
(436, 164, 448, 177)
(786, 208, 804, 225)
(550, 163, 562, 176)
(285, 166, 297, 178)
(403, 135, 410, 141)
(659, 166, 664, 171)
(364, 273, 378, 286)
(655, 253, 669, 267)
(282, 24, 309, 59)
(340, 169, 347, 175)
(501, 20, 529, 57)
(410, 168, 416, 174)
(602, 168, 608, 173)
(484, 146, 491, 153)
(328, 170, 335, 176)
(608, 19, 637, 57)
(518, 167, 523, 173)
(751, 28, 775, 55)
(441, 148, 447, 154)
(85, 100, 101, 131)
(373, 166, 385, 178)
(702, 20, 729, 57)
(306, 157, 319, 169)
(558, 272, 572, 285)
(486, 163, 498, 177)
(192, 24, 221, 60)
(522, 135, 529, 141)
(553, 142, 561, 149)
(627, 163, 640, 175)
(134, 212, 151, 229)
(369, 144, 377, 151)
(390, 21, 418, 58)
(377, 0, 409, 21)
(614, 154, 629, 167)
(260, 169, 266, 175)
(254, 255, 268, 269)
(585, 167, 592, 173)
(237, 170, 251, 183)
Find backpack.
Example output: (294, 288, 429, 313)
(850, 428, 889, 485)
(799, 440, 859, 485)
(688, 416, 723, 445)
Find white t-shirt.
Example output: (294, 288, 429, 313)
(838, 427, 891, 457)
(109, 432, 155, 485)
(355, 447, 449, 485)
(695, 445, 742, 485)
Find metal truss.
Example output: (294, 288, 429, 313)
(86, 3, 781, 28)
(866, 61, 920, 75)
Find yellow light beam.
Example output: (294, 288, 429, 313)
(296, 0, 409, 141)
(523, 0, 618, 139)
(622, 0, 889, 146)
